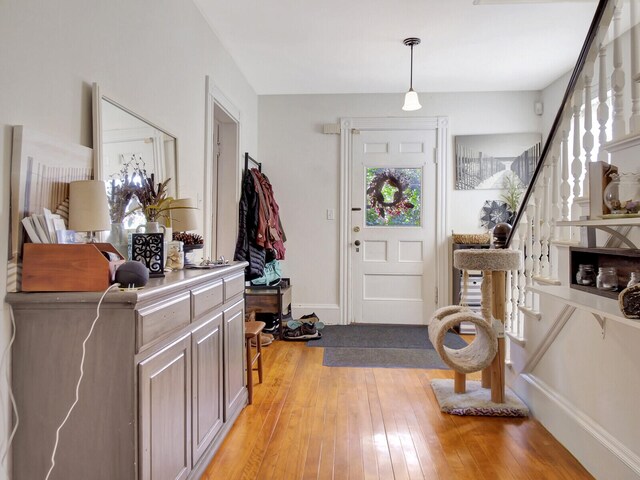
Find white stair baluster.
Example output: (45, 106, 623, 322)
(540, 163, 551, 278)
(597, 41, 610, 163)
(611, 0, 627, 139)
(532, 185, 542, 279)
(506, 270, 512, 334)
(582, 63, 595, 197)
(571, 83, 584, 242)
(550, 139, 561, 246)
(525, 202, 535, 310)
(630, 0, 640, 133)
(509, 240, 519, 335)
(517, 210, 528, 339)
(560, 109, 572, 242)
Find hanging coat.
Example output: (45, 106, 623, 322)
(233, 169, 265, 279)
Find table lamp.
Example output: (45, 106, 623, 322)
(68, 180, 112, 242)
(169, 198, 198, 232)
(169, 198, 201, 266)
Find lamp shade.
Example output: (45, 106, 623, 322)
(170, 198, 198, 231)
(402, 90, 422, 111)
(68, 180, 112, 232)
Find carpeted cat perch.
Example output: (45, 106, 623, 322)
(428, 249, 529, 417)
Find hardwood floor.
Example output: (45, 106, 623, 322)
(203, 341, 592, 480)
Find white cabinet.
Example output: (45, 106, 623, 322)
(7, 263, 248, 480)
(191, 312, 224, 464)
(139, 334, 192, 480)
(224, 299, 245, 418)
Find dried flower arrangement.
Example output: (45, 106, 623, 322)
(108, 160, 138, 223)
(132, 167, 172, 223)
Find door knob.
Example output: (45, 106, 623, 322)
(354, 240, 361, 246)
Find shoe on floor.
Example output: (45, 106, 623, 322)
(250, 333, 273, 347)
(282, 324, 322, 341)
(299, 312, 320, 323)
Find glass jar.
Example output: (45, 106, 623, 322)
(575, 264, 596, 286)
(628, 272, 640, 288)
(603, 172, 640, 215)
(596, 267, 618, 291)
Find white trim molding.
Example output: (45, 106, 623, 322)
(522, 374, 640, 480)
(339, 116, 449, 325)
(203, 75, 241, 260)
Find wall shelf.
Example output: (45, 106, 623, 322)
(529, 285, 640, 331)
(556, 217, 640, 227)
(569, 246, 640, 299)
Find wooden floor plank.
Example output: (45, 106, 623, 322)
(202, 341, 593, 480)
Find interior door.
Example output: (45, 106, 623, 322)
(351, 129, 437, 325)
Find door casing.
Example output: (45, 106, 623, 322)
(339, 117, 449, 325)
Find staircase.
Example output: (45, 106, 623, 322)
(504, 1, 640, 478)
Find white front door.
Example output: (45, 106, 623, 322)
(350, 129, 438, 325)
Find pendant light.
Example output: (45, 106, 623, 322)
(402, 37, 422, 111)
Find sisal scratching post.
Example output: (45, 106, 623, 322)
(452, 249, 520, 404)
(480, 270, 492, 389)
(491, 270, 506, 403)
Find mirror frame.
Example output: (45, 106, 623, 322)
(91, 82, 180, 199)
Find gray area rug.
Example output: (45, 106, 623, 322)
(309, 324, 467, 369)
(323, 347, 451, 369)
(307, 324, 467, 349)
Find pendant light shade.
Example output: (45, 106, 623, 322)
(403, 89, 422, 111)
(402, 37, 422, 111)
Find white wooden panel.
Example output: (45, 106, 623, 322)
(364, 142, 389, 154)
(399, 142, 424, 153)
(363, 300, 424, 325)
(398, 240, 423, 262)
(364, 274, 422, 300)
(363, 240, 387, 262)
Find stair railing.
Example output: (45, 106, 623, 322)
(505, 0, 640, 341)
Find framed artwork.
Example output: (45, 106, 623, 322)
(8, 126, 93, 291)
(455, 133, 542, 190)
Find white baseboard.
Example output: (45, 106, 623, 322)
(518, 374, 640, 480)
(292, 304, 340, 325)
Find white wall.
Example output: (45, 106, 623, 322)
(0, 0, 258, 477)
(258, 91, 540, 322)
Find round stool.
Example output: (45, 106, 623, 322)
(245, 320, 265, 405)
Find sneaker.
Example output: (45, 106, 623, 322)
(300, 312, 320, 323)
(282, 323, 322, 341)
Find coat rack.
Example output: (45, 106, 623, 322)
(244, 152, 262, 173)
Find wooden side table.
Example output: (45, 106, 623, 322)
(245, 278, 292, 337)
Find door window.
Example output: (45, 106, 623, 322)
(365, 167, 422, 227)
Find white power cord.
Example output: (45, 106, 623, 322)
(44, 283, 120, 480)
(0, 307, 18, 471)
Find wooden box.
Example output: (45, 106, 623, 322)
(22, 243, 125, 292)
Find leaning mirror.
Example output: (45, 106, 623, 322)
(92, 83, 178, 242)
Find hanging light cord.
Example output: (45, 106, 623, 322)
(409, 44, 414, 90)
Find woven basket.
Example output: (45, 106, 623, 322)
(451, 233, 491, 245)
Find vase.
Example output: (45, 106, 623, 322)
(107, 222, 129, 258)
(136, 221, 166, 234)
(603, 172, 640, 215)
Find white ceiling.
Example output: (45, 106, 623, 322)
(194, 0, 599, 95)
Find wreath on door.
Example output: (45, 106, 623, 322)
(367, 169, 415, 218)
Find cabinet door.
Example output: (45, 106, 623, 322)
(139, 334, 191, 480)
(223, 299, 246, 418)
(191, 312, 224, 464)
